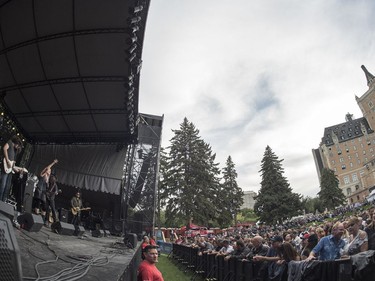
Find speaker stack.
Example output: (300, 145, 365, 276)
(0, 200, 15, 221)
(0, 213, 23, 280)
(17, 213, 43, 232)
(51, 221, 75, 236)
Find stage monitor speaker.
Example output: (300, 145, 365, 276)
(92, 229, 104, 238)
(51, 221, 75, 236)
(17, 213, 43, 232)
(124, 233, 137, 249)
(0, 213, 23, 281)
(0, 200, 15, 221)
(75, 225, 85, 236)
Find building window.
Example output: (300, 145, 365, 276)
(343, 176, 350, 184)
(334, 168, 337, 172)
(369, 101, 374, 108)
(359, 137, 362, 142)
(353, 146, 357, 151)
(361, 143, 364, 148)
(356, 153, 359, 158)
(355, 185, 360, 190)
(331, 160, 335, 165)
(348, 155, 351, 160)
(352, 173, 358, 182)
(339, 157, 344, 163)
(350, 162, 353, 167)
(346, 148, 349, 152)
(347, 187, 352, 195)
(363, 151, 366, 155)
(338, 150, 342, 155)
(360, 170, 365, 176)
(342, 164, 346, 170)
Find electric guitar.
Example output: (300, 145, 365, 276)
(3, 158, 28, 174)
(71, 207, 91, 216)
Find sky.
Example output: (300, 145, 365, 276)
(139, 0, 375, 197)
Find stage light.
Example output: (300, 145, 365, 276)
(129, 25, 139, 33)
(127, 35, 137, 44)
(128, 52, 136, 63)
(137, 60, 142, 74)
(128, 43, 137, 54)
(128, 16, 141, 24)
(128, 87, 135, 99)
(132, 6, 143, 13)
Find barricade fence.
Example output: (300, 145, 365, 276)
(171, 244, 375, 281)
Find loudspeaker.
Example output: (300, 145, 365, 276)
(75, 225, 85, 236)
(0, 213, 23, 280)
(51, 221, 75, 236)
(111, 219, 123, 236)
(0, 200, 15, 221)
(23, 181, 35, 213)
(125, 233, 137, 249)
(92, 229, 104, 238)
(58, 208, 69, 223)
(17, 213, 43, 232)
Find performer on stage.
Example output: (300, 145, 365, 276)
(71, 190, 83, 235)
(45, 174, 60, 226)
(32, 159, 58, 225)
(0, 135, 23, 201)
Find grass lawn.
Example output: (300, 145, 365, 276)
(157, 254, 204, 281)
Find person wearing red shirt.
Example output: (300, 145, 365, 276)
(137, 245, 164, 281)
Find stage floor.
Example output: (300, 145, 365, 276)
(14, 225, 139, 281)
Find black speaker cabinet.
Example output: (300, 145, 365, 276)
(92, 229, 104, 238)
(0, 200, 15, 221)
(51, 221, 75, 236)
(58, 208, 70, 223)
(0, 213, 23, 280)
(23, 180, 35, 213)
(125, 233, 138, 249)
(75, 225, 85, 236)
(17, 213, 43, 232)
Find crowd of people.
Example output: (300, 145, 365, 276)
(167, 203, 375, 280)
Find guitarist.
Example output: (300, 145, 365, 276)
(71, 190, 83, 235)
(0, 135, 23, 202)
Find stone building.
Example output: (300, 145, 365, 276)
(313, 65, 375, 204)
(241, 190, 257, 209)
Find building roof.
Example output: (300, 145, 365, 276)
(321, 116, 374, 146)
(0, 0, 151, 144)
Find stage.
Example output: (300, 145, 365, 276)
(13, 224, 141, 281)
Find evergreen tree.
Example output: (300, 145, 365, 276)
(254, 146, 302, 225)
(219, 156, 244, 228)
(318, 168, 346, 210)
(161, 118, 221, 227)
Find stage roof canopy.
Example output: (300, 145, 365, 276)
(0, 0, 150, 144)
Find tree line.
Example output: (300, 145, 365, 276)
(157, 118, 346, 228)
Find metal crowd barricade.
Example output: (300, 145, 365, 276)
(171, 244, 369, 281)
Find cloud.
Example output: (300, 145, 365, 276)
(140, 0, 375, 198)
